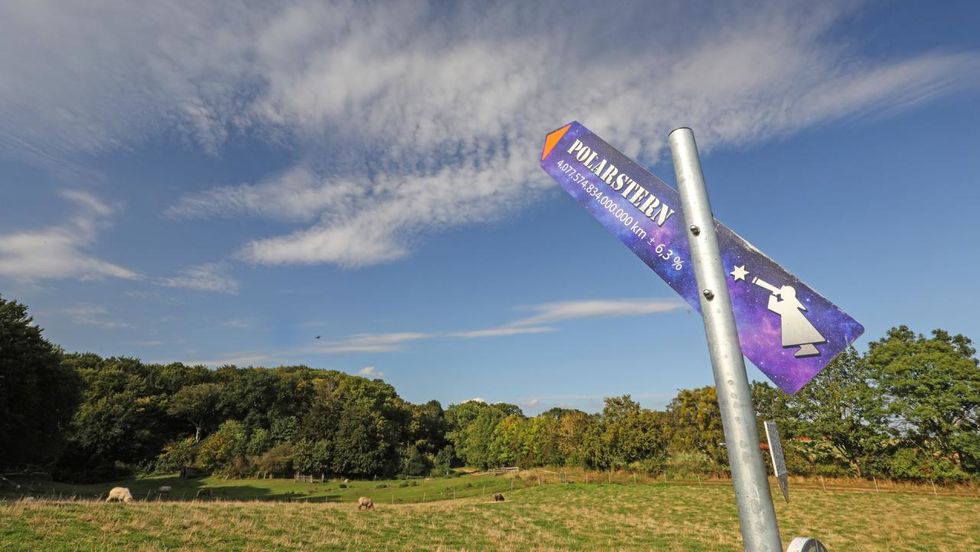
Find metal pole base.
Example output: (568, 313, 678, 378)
(786, 537, 828, 552)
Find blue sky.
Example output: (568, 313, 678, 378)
(1, 1, 978, 414)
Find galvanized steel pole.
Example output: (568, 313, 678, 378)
(669, 128, 783, 552)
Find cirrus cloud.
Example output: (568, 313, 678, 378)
(1, 2, 977, 268)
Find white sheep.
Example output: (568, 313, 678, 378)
(105, 487, 133, 503)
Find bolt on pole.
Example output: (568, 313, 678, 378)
(669, 127, 783, 552)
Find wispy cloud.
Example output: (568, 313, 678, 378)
(62, 304, 129, 329)
(510, 299, 685, 327)
(158, 262, 240, 294)
(449, 326, 555, 339)
(0, 190, 138, 281)
(357, 366, 385, 379)
(310, 332, 433, 354)
(182, 353, 273, 368)
(180, 296, 680, 365)
(0, 2, 974, 267)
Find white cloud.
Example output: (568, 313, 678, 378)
(182, 353, 273, 368)
(0, 190, 138, 281)
(357, 366, 385, 379)
(62, 304, 129, 329)
(0, 2, 974, 267)
(510, 299, 685, 326)
(158, 262, 240, 294)
(462, 398, 486, 404)
(310, 332, 432, 354)
(134, 340, 163, 347)
(449, 326, 555, 339)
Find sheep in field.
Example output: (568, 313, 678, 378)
(493, 493, 505, 502)
(357, 496, 375, 510)
(158, 485, 172, 498)
(106, 487, 133, 503)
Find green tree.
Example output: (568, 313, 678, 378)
(556, 409, 592, 467)
(167, 382, 221, 442)
(867, 327, 980, 478)
(63, 355, 173, 477)
(789, 347, 887, 477)
(0, 295, 80, 468)
(596, 396, 668, 470)
(668, 387, 727, 471)
(197, 419, 247, 473)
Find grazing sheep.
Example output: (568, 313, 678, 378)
(195, 488, 213, 500)
(357, 496, 374, 510)
(158, 485, 172, 498)
(106, 487, 133, 503)
(493, 493, 505, 502)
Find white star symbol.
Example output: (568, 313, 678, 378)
(731, 265, 749, 282)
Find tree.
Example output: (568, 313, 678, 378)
(867, 327, 980, 478)
(64, 356, 173, 475)
(197, 419, 247, 473)
(445, 401, 521, 469)
(168, 383, 221, 442)
(597, 396, 668, 470)
(556, 410, 592, 467)
(787, 347, 887, 477)
(668, 387, 727, 471)
(0, 295, 80, 468)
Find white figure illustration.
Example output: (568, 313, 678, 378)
(730, 264, 825, 357)
(752, 277, 825, 357)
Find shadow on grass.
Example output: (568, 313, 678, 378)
(1, 476, 343, 503)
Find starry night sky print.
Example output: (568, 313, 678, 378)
(541, 122, 863, 394)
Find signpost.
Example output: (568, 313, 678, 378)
(540, 122, 857, 551)
(765, 420, 790, 503)
(539, 122, 863, 394)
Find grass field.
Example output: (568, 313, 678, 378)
(1, 471, 528, 504)
(2, 474, 978, 551)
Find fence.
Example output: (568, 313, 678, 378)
(294, 474, 326, 483)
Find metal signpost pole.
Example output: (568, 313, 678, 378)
(669, 128, 783, 552)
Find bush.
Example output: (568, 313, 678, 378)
(253, 443, 296, 478)
(665, 452, 715, 478)
(224, 455, 254, 478)
(399, 444, 431, 477)
(629, 457, 666, 476)
(197, 420, 247, 473)
(888, 448, 970, 483)
(156, 437, 196, 473)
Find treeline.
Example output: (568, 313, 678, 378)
(1, 295, 977, 483)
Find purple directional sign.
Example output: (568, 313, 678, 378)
(540, 121, 863, 394)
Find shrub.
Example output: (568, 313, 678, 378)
(253, 443, 296, 478)
(156, 437, 196, 473)
(197, 420, 247, 473)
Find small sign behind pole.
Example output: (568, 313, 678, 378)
(764, 420, 790, 502)
(540, 121, 863, 393)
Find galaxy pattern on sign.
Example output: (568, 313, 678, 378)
(540, 121, 863, 394)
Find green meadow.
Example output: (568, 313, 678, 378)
(2, 474, 978, 551)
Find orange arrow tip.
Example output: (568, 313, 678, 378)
(541, 123, 572, 161)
